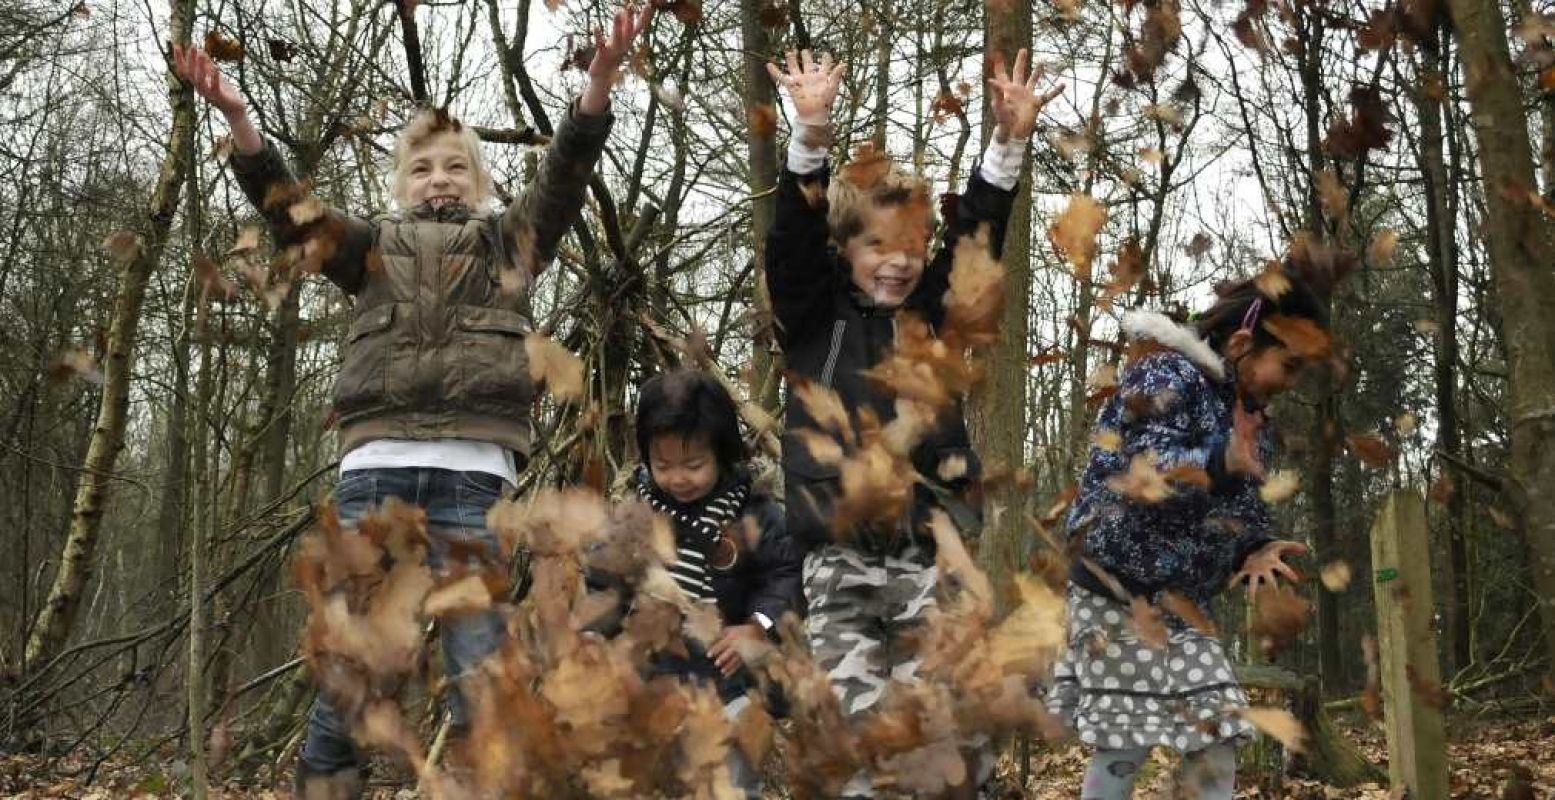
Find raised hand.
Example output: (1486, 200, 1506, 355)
(766, 50, 846, 126)
(987, 48, 1063, 142)
(1230, 540, 1308, 600)
(173, 45, 246, 117)
(581, 2, 655, 115)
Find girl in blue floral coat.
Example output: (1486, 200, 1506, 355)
(1052, 271, 1332, 799)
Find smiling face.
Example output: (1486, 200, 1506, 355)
(398, 131, 480, 210)
(648, 433, 721, 505)
(842, 204, 929, 308)
(1226, 331, 1308, 405)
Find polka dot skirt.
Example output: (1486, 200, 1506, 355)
(1047, 585, 1254, 753)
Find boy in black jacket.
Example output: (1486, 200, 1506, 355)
(764, 49, 1059, 797)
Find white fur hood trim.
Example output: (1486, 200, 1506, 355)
(1120, 310, 1226, 381)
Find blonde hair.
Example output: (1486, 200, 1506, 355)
(389, 109, 493, 209)
(826, 157, 935, 249)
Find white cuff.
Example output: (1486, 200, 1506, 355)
(752, 611, 775, 632)
(977, 135, 1028, 191)
(786, 131, 828, 175)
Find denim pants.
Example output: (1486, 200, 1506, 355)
(298, 467, 510, 775)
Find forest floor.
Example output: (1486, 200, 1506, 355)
(2, 709, 1550, 798)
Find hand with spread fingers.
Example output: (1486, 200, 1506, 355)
(1231, 540, 1307, 600)
(172, 44, 262, 155)
(987, 48, 1064, 142)
(766, 49, 847, 127)
(173, 44, 246, 116)
(581, 2, 656, 115)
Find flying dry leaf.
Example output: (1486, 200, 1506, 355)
(1161, 591, 1217, 635)
(1261, 314, 1332, 359)
(1139, 146, 1166, 165)
(1049, 193, 1107, 281)
(203, 30, 245, 62)
(1259, 469, 1300, 503)
(1489, 507, 1516, 529)
(288, 196, 324, 225)
(1250, 585, 1310, 655)
(47, 348, 103, 385)
(1092, 428, 1122, 452)
(1129, 596, 1168, 649)
(1234, 706, 1306, 752)
(651, 82, 685, 112)
(102, 230, 141, 263)
(1086, 363, 1118, 392)
(227, 226, 262, 256)
(1319, 560, 1352, 592)
(1412, 318, 1440, 336)
(1368, 228, 1399, 266)
(544, 0, 562, 10)
(1108, 453, 1173, 504)
(657, 0, 703, 25)
(1395, 412, 1418, 436)
(1345, 433, 1396, 468)
(840, 142, 891, 190)
(1316, 169, 1348, 224)
(1143, 103, 1184, 128)
(1253, 260, 1291, 299)
(424, 574, 492, 618)
(943, 225, 1005, 346)
(748, 103, 778, 138)
(525, 333, 585, 402)
(1184, 231, 1212, 257)
(1099, 238, 1146, 309)
(193, 253, 238, 302)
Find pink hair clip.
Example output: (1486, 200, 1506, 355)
(1240, 297, 1264, 332)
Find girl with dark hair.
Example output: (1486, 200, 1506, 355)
(597, 368, 802, 798)
(1051, 267, 1331, 799)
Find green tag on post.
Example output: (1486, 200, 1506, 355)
(1375, 567, 1399, 583)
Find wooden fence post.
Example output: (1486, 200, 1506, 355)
(1369, 490, 1448, 800)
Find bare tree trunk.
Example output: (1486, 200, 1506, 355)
(154, 286, 195, 622)
(1295, 2, 1344, 691)
(1445, 0, 1555, 689)
(971, 0, 1032, 591)
(1414, 28, 1472, 676)
(23, 1, 197, 668)
(741, 0, 781, 411)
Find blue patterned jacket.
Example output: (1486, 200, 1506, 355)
(1066, 311, 1276, 610)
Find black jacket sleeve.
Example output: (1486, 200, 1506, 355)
(765, 164, 839, 348)
(911, 165, 1017, 330)
(743, 497, 804, 632)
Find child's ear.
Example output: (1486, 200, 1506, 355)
(1225, 329, 1254, 361)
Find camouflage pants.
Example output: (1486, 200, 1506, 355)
(804, 543, 938, 717)
(804, 543, 931, 797)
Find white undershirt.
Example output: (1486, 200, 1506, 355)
(340, 438, 519, 485)
(786, 131, 1029, 191)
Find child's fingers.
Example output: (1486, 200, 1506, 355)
(1012, 48, 1029, 85)
(800, 48, 814, 73)
(785, 49, 801, 77)
(766, 62, 787, 86)
(819, 51, 834, 73)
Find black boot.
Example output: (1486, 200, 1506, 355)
(292, 759, 367, 800)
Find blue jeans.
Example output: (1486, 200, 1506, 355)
(298, 467, 510, 776)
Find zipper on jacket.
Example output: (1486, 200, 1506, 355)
(820, 319, 846, 386)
